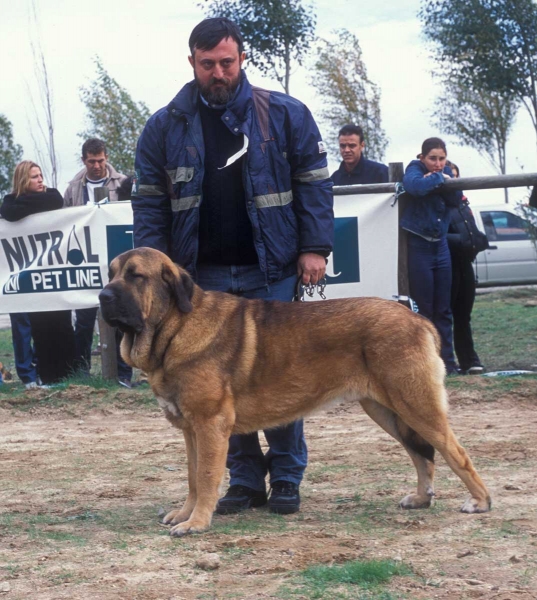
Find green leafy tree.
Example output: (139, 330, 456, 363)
(199, 0, 316, 94)
(310, 29, 388, 162)
(433, 77, 518, 174)
(420, 0, 537, 146)
(79, 58, 151, 175)
(0, 114, 23, 198)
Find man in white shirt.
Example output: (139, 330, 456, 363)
(63, 138, 126, 206)
(64, 139, 133, 385)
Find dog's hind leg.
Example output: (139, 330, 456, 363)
(360, 398, 436, 509)
(162, 426, 198, 527)
(384, 392, 491, 514)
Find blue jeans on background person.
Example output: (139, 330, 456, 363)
(74, 307, 98, 374)
(9, 313, 37, 384)
(407, 233, 457, 372)
(196, 263, 307, 491)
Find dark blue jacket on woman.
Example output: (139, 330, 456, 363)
(401, 160, 463, 239)
(132, 71, 333, 282)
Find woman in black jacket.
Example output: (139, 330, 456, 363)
(446, 162, 489, 374)
(1, 161, 77, 385)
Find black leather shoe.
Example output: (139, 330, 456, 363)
(269, 481, 300, 514)
(215, 485, 267, 515)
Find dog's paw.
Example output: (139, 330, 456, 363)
(460, 496, 492, 514)
(169, 519, 210, 537)
(161, 509, 191, 525)
(399, 493, 434, 510)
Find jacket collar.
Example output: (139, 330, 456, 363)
(339, 153, 365, 175)
(167, 70, 253, 124)
(69, 164, 122, 186)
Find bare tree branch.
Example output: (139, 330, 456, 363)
(26, 0, 59, 187)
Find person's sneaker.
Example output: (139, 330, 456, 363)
(118, 378, 133, 389)
(268, 481, 300, 515)
(25, 381, 38, 390)
(467, 364, 485, 375)
(215, 485, 267, 515)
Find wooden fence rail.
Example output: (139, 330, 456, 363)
(334, 164, 537, 195)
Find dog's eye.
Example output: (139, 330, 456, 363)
(127, 269, 145, 280)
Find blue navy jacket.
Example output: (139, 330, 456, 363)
(132, 71, 334, 282)
(331, 155, 389, 186)
(400, 160, 463, 240)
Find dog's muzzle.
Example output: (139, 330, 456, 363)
(99, 286, 144, 333)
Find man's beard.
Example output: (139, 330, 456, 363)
(196, 73, 240, 106)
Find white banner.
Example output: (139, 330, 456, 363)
(0, 203, 135, 313)
(0, 194, 398, 313)
(325, 192, 398, 300)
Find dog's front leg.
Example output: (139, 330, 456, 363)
(162, 425, 198, 526)
(169, 414, 232, 537)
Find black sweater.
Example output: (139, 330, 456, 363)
(197, 100, 258, 266)
(0, 188, 64, 222)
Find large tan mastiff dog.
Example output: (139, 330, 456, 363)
(99, 247, 491, 537)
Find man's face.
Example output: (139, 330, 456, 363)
(339, 134, 365, 170)
(83, 152, 108, 180)
(189, 37, 245, 105)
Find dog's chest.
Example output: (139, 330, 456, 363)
(156, 395, 182, 418)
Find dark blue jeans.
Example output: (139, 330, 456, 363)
(196, 264, 307, 491)
(407, 234, 457, 371)
(9, 313, 37, 384)
(74, 307, 98, 374)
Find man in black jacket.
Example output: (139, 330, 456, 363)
(331, 125, 389, 186)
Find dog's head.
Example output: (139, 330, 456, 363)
(99, 248, 194, 334)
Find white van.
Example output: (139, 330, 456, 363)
(471, 204, 537, 286)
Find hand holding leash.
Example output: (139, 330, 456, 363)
(297, 252, 326, 285)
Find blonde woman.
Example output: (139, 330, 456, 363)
(1, 161, 76, 384)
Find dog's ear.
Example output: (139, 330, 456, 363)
(162, 265, 194, 313)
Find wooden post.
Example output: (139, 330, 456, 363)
(98, 310, 118, 381)
(388, 162, 409, 296)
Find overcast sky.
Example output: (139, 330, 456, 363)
(1, 0, 535, 204)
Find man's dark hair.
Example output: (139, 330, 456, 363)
(82, 138, 107, 159)
(189, 18, 244, 56)
(338, 124, 364, 143)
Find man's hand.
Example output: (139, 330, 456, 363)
(297, 253, 326, 285)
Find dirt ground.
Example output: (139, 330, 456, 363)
(1, 380, 536, 600)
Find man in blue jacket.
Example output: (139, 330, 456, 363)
(331, 125, 389, 186)
(132, 18, 334, 516)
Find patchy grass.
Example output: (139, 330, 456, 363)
(211, 511, 290, 536)
(279, 559, 411, 599)
(472, 288, 537, 371)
